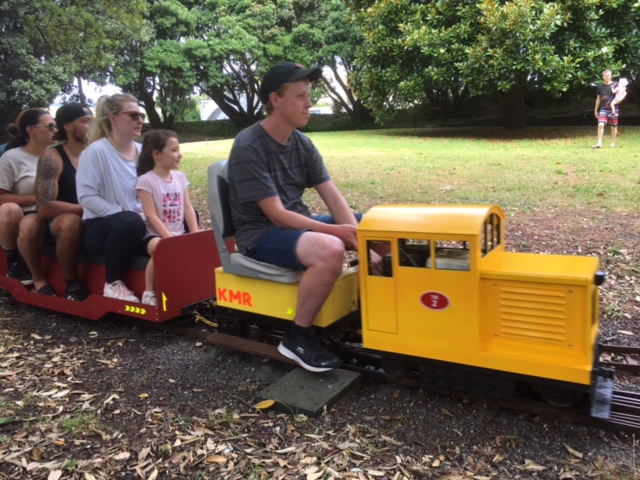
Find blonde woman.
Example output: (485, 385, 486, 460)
(0, 108, 58, 285)
(76, 94, 146, 301)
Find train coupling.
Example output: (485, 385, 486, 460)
(590, 366, 614, 419)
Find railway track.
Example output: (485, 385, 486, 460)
(601, 344, 640, 374)
(152, 316, 640, 434)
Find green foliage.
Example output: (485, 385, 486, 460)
(111, 0, 195, 129)
(347, 0, 633, 129)
(0, 0, 147, 139)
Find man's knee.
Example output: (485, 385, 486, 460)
(52, 214, 83, 240)
(18, 215, 44, 240)
(298, 233, 345, 269)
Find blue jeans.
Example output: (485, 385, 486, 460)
(246, 213, 362, 270)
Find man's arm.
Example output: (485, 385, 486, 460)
(256, 190, 357, 250)
(594, 92, 601, 119)
(315, 180, 357, 227)
(35, 149, 82, 219)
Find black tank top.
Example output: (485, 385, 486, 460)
(54, 144, 78, 204)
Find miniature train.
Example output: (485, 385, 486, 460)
(0, 160, 611, 418)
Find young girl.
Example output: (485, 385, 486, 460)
(135, 130, 198, 306)
(609, 77, 629, 119)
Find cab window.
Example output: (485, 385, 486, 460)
(367, 240, 392, 276)
(431, 240, 470, 271)
(481, 213, 501, 256)
(398, 238, 430, 269)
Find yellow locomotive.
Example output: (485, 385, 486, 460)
(208, 162, 610, 417)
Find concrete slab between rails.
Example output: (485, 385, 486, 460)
(255, 367, 362, 417)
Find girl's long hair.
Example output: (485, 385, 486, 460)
(137, 129, 178, 177)
(87, 93, 139, 144)
(5, 108, 48, 151)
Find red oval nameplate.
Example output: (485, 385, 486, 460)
(420, 291, 450, 311)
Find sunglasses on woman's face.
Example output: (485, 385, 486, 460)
(34, 123, 58, 132)
(118, 111, 146, 121)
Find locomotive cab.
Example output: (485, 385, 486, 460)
(358, 205, 607, 414)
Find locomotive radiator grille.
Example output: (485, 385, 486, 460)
(495, 285, 569, 344)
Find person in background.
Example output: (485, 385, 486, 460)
(76, 94, 146, 301)
(17, 103, 93, 299)
(135, 129, 198, 306)
(0, 108, 57, 285)
(593, 69, 618, 149)
(227, 62, 383, 373)
(609, 77, 628, 120)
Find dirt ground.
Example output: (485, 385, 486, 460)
(1, 208, 639, 480)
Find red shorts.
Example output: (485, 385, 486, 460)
(598, 108, 618, 126)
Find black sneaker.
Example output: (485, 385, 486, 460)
(7, 260, 33, 285)
(277, 334, 341, 372)
(64, 281, 89, 301)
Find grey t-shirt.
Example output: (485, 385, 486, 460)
(228, 122, 330, 253)
(0, 147, 39, 212)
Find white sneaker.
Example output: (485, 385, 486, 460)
(104, 281, 140, 302)
(141, 291, 157, 306)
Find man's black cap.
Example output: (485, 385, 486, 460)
(55, 103, 92, 130)
(259, 62, 323, 104)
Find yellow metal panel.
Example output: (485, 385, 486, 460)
(215, 268, 358, 327)
(359, 204, 505, 237)
(481, 252, 599, 286)
(361, 275, 397, 333)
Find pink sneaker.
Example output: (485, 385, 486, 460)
(104, 281, 139, 302)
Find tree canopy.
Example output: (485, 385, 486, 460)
(1, 0, 638, 137)
(347, 0, 636, 129)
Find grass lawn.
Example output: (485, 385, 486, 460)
(179, 125, 640, 216)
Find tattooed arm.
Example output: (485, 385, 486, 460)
(35, 149, 83, 219)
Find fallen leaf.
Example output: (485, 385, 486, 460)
(563, 443, 583, 459)
(205, 455, 227, 464)
(47, 471, 62, 480)
(254, 399, 275, 410)
(519, 459, 546, 472)
(103, 394, 120, 405)
(276, 446, 297, 454)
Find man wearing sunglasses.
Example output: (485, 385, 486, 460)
(18, 104, 93, 299)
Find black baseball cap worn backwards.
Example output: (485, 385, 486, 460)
(55, 103, 93, 130)
(259, 62, 323, 104)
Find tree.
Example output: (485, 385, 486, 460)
(348, 0, 616, 129)
(598, 0, 640, 109)
(316, 0, 374, 122)
(185, 0, 324, 127)
(187, 0, 370, 127)
(110, 0, 197, 129)
(0, 1, 72, 141)
(0, 0, 147, 140)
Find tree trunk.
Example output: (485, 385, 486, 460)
(497, 84, 526, 130)
(77, 77, 86, 104)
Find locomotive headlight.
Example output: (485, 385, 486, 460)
(594, 271, 606, 286)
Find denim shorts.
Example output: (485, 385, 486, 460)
(246, 213, 363, 270)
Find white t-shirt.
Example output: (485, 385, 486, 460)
(0, 147, 39, 212)
(76, 138, 142, 220)
(135, 170, 189, 239)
